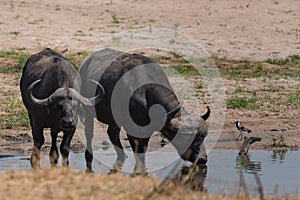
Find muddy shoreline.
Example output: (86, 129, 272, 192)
(0, 0, 299, 158)
(0, 124, 299, 157)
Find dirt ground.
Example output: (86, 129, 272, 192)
(0, 0, 299, 156)
(1, 0, 300, 60)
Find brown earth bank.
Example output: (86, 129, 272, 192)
(0, 51, 299, 156)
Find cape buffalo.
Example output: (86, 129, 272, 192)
(80, 48, 210, 172)
(20, 48, 104, 168)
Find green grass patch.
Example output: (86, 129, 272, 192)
(227, 97, 259, 110)
(0, 95, 30, 129)
(266, 55, 300, 68)
(221, 62, 270, 78)
(0, 51, 18, 58)
(266, 58, 289, 66)
(0, 50, 91, 72)
(238, 61, 252, 69)
(234, 87, 252, 94)
(66, 51, 91, 69)
(271, 135, 287, 148)
(149, 54, 199, 76)
(17, 53, 30, 68)
(287, 90, 300, 108)
(215, 55, 300, 79)
(0, 50, 30, 72)
(9, 31, 20, 36)
(149, 55, 162, 63)
(171, 65, 199, 76)
(195, 83, 203, 90)
(225, 69, 241, 76)
(262, 87, 281, 92)
(289, 54, 300, 65)
(283, 70, 300, 78)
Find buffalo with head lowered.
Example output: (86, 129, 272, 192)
(79, 48, 210, 172)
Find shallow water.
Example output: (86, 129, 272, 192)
(206, 149, 300, 197)
(0, 147, 299, 197)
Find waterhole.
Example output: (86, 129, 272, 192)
(0, 147, 299, 197)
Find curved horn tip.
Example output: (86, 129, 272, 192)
(201, 106, 210, 121)
(179, 100, 183, 107)
(28, 79, 42, 89)
(27, 79, 52, 107)
(80, 79, 105, 106)
(89, 79, 105, 96)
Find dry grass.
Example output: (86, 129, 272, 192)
(0, 168, 299, 200)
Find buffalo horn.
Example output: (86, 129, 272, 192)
(75, 79, 105, 106)
(27, 79, 105, 107)
(201, 106, 210, 121)
(27, 79, 66, 106)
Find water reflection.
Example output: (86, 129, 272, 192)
(0, 155, 14, 159)
(271, 149, 288, 162)
(236, 154, 262, 174)
(236, 154, 264, 199)
(171, 164, 207, 192)
(0, 149, 299, 197)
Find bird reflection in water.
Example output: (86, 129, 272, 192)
(172, 164, 207, 192)
(236, 153, 264, 199)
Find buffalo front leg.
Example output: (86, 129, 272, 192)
(127, 135, 150, 174)
(49, 129, 59, 166)
(30, 124, 44, 169)
(84, 113, 94, 172)
(60, 129, 75, 167)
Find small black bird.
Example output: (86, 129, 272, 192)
(235, 121, 252, 141)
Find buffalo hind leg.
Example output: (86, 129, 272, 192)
(60, 129, 75, 167)
(49, 129, 59, 166)
(107, 125, 127, 161)
(30, 123, 44, 169)
(127, 135, 150, 174)
(107, 125, 127, 172)
(84, 113, 94, 172)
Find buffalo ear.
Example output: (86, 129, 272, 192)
(167, 117, 181, 132)
(166, 102, 182, 123)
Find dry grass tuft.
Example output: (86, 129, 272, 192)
(0, 168, 299, 200)
(0, 168, 157, 200)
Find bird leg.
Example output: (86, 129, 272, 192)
(236, 130, 243, 141)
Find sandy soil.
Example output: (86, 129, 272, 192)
(0, 0, 299, 60)
(0, 0, 299, 156)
